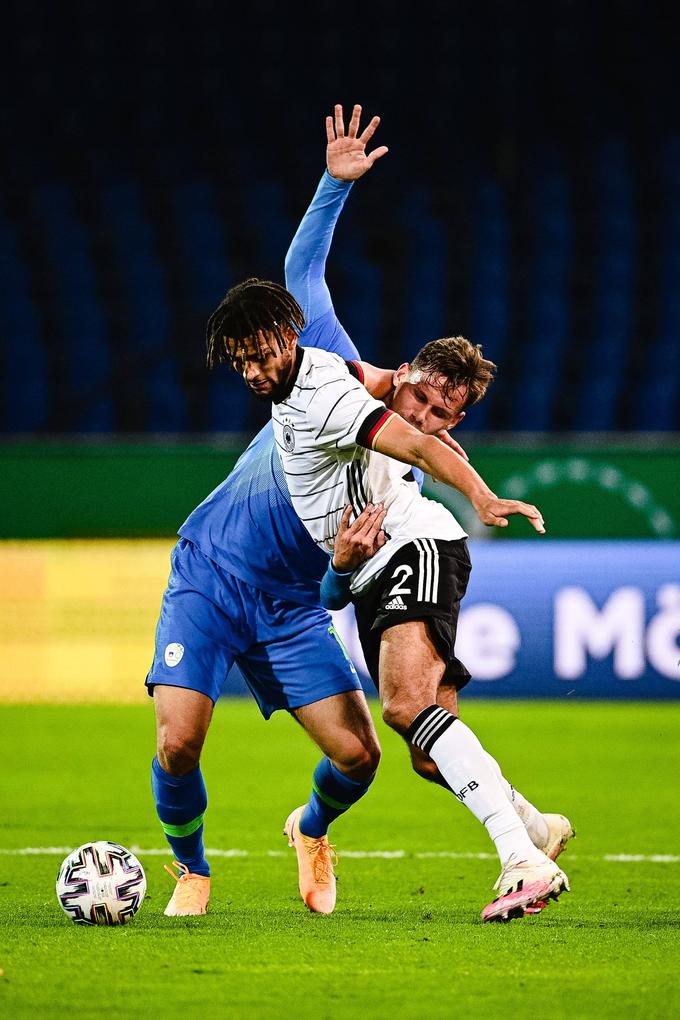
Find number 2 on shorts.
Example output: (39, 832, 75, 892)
(388, 564, 413, 597)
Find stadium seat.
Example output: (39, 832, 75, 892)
(31, 184, 113, 431)
(0, 212, 48, 430)
(469, 178, 509, 432)
(510, 158, 572, 431)
(100, 182, 187, 431)
(573, 141, 635, 431)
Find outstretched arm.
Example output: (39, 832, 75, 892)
(371, 414, 545, 532)
(284, 172, 353, 324)
(284, 104, 388, 326)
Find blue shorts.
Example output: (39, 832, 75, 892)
(146, 539, 362, 718)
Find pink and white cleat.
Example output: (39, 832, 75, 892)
(481, 853, 569, 923)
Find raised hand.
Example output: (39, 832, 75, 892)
(473, 495, 546, 534)
(326, 103, 389, 182)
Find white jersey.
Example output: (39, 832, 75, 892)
(273, 347, 467, 595)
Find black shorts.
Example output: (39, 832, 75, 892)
(352, 538, 472, 691)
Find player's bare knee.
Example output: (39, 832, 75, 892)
(381, 698, 416, 736)
(360, 735, 381, 776)
(335, 735, 381, 779)
(157, 728, 203, 776)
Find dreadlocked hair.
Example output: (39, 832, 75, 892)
(410, 336, 497, 409)
(206, 278, 306, 369)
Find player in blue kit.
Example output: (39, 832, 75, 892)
(147, 106, 392, 917)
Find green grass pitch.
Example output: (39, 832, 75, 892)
(1, 699, 679, 1019)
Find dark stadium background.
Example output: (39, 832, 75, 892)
(1, 0, 678, 703)
(2, 9, 680, 1018)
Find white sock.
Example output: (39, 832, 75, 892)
(408, 706, 545, 865)
(484, 752, 550, 849)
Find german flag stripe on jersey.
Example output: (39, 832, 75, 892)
(356, 407, 397, 449)
(346, 359, 365, 383)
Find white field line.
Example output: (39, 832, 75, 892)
(0, 846, 678, 864)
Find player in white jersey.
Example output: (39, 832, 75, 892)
(207, 278, 571, 922)
(272, 346, 467, 593)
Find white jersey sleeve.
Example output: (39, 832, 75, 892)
(304, 363, 391, 451)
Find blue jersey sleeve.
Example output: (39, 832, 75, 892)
(285, 171, 353, 322)
(319, 560, 354, 611)
(285, 171, 360, 362)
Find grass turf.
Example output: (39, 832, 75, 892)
(1, 699, 679, 1019)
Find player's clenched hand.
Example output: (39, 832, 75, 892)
(435, 429, 469, 461)
(326, 104, 389, 182)
(332, 503, 388, 571)
(473, 496, 546, 534)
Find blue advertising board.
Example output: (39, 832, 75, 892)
(225, 541, 680, 701)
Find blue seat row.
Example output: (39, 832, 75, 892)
(1, 146, 679, 433)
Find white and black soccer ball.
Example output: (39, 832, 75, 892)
(56, 841, 146, 926)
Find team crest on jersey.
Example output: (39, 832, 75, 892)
(282, 421, 295, 452)
(164, 643, 184, 667)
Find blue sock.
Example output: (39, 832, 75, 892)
(300, 758, 375, 838)
(151, 756, 210, 876)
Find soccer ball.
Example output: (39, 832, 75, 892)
(56, 841, 147, 926)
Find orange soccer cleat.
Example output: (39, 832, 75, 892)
(283, 805, 338, 915)
(163, 861, 211, 916)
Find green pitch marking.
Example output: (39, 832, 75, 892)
(1, 700, 679, 1020)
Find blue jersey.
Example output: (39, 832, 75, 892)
(180, 173, 360, 607)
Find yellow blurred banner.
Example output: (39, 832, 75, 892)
(0, 540, 174, 703)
